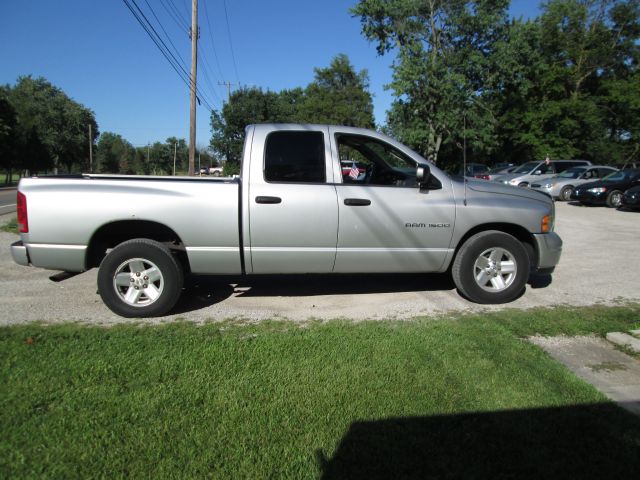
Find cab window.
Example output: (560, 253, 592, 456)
(264, 131, 326, 183)
(336, 134, 420, 187)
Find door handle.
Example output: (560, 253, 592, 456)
(344, 198, 371, 206)
(255, 196, 282, 204)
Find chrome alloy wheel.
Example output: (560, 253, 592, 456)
(473, 247, 517, 292)
(610, 191, 622, 207)
(113, 257, 164, 307)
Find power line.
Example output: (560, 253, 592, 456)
(222, 0, 240, 84)
(122, 0, 217, 111)
(201, 0, 226, 81)
(158, 0, 189, 32)
(143, 0, 189, 72)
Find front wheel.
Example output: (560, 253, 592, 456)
(452, 231, 530, 304)
(560, 185, 574, 201)
(97, 239, 184, 318)
(606, 190, 623, 208)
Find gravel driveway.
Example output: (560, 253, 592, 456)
(1, 202, 638, 325)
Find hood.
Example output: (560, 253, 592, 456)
(576, 178, 628, 190)
(492, 173, 520, 182)
(465, 178, 551, 205)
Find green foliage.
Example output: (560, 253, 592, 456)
(353, 0, 511, 168)
(298, 54, 375, 128)
(95, 132, 135, 173)
(354, 0, 640, 168)
(5, 76, 98, 174)
(210, 55, 374, 167)
(1, 306, 640, 477)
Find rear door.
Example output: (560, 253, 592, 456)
(247, 126, 339, 273)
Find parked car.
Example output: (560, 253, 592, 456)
(483, 165, 519, 181)
(620, 185, 640, 210)
(11, 124, 562, 317)
(208, 166, 223, 176)
(570, 169, 640, 207)
(493, 162, 515, 170)
(530, 166, 618, 201)
(458, 163, 490, 179)
(493, 160, 592, 188)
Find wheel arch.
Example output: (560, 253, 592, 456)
(453, 223, 537, 269)
(86, 220, 190, 271)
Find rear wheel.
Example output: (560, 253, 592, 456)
(606, 190, 623, 208)
(97, 238, 183, 318)
(452, 231, 530, 304)
(560, 185, 574, 201)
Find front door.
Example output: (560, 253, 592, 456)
(330, 130, 455, 273)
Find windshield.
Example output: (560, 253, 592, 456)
(513, 161, 540, 174)
(558, 167, 586, 179)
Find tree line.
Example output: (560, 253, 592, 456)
(2, 0, 638, 182)
(212, 0, 639, 173)
(210, 54, 374, 175)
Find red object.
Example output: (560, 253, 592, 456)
(475, 174, 490, 180)
(17, 191, 28, 233)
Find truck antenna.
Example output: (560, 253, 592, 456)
(463, 112, 468, 206)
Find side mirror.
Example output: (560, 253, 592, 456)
(534, 170, 542, 175)
(417, 165, 430, 183)
(417, 164, 441, 191)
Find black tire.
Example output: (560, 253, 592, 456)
(212, 171, 221, 177)
(518, 182, 528, 188)
(560, 185, 574, 201)
(452, 231, 530, 304)
(97, 238, 183, 318)
(606, 190, 623, 208)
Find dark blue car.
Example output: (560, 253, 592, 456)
(570, 169, 640, 207)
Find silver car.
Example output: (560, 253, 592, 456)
(493, 160, 591, 188)
(530, 166, 619, 201)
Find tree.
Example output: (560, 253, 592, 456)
(352, 0, 511, 166)
(210, 55, 375, 173)
(96, 132, 135, 173)
(491, 0, 640, 164)
(7, 76, 98, 174)
(299, 54, 374, 127)
(0, 88, 18, 183)
(210, 87, 292, 172)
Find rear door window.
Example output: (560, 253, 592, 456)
(264, 131, 326, 183)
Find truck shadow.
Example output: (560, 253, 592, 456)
(172, 272, 550, 314)
(316, 402, 640, 479)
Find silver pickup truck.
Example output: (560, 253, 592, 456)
(11, 124, 562, 317)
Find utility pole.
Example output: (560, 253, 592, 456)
(173, 142, 177, 176)
(146, 144, 150, 175)
(88, 124, 93, 173)
(188, 0, 198, 176)
(218, 81, 237, 102)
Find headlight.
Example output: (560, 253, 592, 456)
(509, 179, 519, 185)
(543, 183, 553, 188)
(587, 187, 607, 193)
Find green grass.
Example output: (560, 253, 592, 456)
(1, 306, 640, 478)
(0, 217, 18, 234)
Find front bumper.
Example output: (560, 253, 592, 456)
(570, 190, 606, 204)
(530, 184, 558, 197)
(532, 232, 563, 271)
(11, 241, 30, 266)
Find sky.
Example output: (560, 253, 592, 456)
(0, 0, 541, 149)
